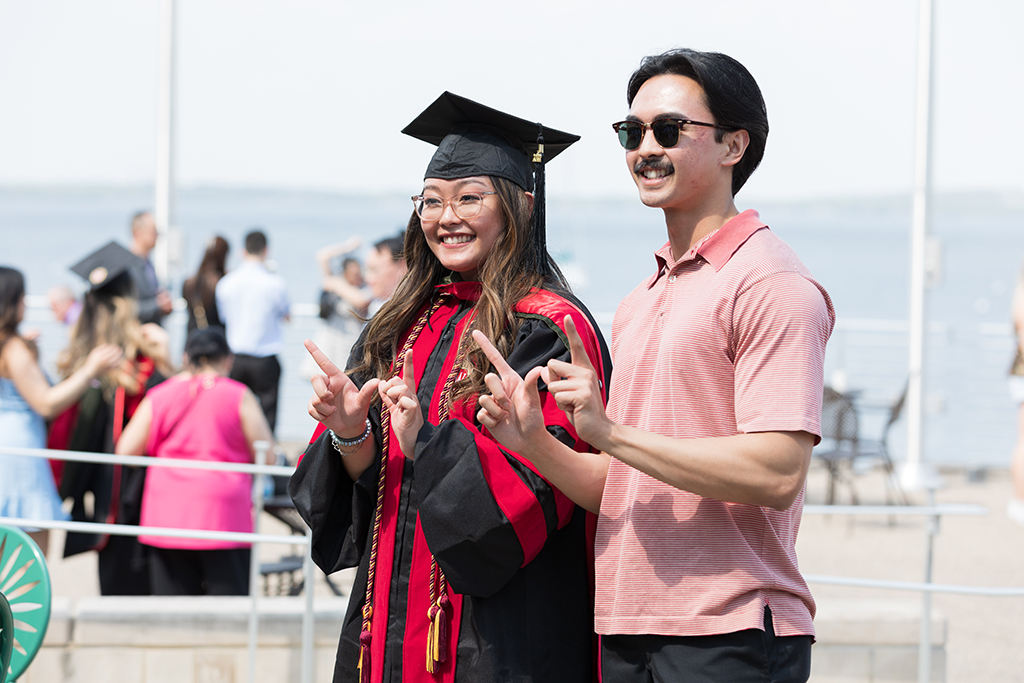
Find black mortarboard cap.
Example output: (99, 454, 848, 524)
(401, 91, 579, 191)
(69, 241, 144, 293)
(402, 92, 579, 276)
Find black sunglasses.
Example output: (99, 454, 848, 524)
(611, 118, 737, 150)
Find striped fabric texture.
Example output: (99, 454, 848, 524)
(596, 209, 835, 639)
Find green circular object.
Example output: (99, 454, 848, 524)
(0, 527, 51, 682)
(0, 591, 13, 683)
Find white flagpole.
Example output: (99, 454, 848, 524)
(901, 0, 941, 494)
(154, 0, 177, 285)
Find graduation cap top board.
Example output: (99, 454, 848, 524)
(402, 92, 580, 270)
(69, 240, 144, 293)
(401, 91, 580, 192)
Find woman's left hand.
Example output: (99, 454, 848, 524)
(378, 349, 423, 457)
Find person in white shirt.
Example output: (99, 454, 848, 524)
(215, 229, 290, 433)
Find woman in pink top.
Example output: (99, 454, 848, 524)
(117, 327, 273, 595)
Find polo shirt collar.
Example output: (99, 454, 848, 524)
(651, 209, 768, 283)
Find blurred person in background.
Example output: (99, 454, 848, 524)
(304, 237, 371, 379)
(215, 229, 290, 434)
(128, 210, 174, 325)
(48, 284, 82, 329)
(1008, 257, 1024, 526)
(116, 327, 275, 595)
(52, 241, 174, 595)
(0, 266, 122, 557)
(363, 231, 407, 316)
(182, 235, 230, 333)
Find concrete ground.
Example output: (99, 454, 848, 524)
(38, 457, 1024, 682)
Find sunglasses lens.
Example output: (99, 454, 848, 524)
(651, 120, 680, 148)
(617, 123, 643, 150)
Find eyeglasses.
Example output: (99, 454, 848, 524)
(411, 191, 497, 222)
(611, 118, 737, 151)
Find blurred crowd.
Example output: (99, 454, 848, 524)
(0, 208, 406, 596)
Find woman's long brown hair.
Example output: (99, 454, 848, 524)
(351, 175, 569, 402)
(57, 290, 171, 397)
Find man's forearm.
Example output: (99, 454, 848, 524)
(594, 427, 814, 511)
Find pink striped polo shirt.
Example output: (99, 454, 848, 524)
(595, 209, 834, 638)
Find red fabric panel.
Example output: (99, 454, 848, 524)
(402, 517, 463, 683)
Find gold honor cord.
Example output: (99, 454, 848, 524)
(422, 326, 473, 674)
(359, 294, 475, 680)
(359, 295, 448, 683)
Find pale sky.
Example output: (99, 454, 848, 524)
(1, 0, 1022, 202)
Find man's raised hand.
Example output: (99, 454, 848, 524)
(541, 316, 610, 447)
(305, 339, 379, 438)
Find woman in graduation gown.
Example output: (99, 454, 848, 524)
(289, 93, 611, 683)
(51, 242, 173, 595)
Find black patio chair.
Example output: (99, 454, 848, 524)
(814, 385, 909, 506)
(260, 474, 346, 597)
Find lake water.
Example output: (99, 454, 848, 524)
(2, 186, 1023, 467)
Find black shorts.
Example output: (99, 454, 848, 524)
(149, 546, 251, 596)
(600, 606, 812, 683)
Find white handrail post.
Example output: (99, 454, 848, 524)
(248, 440, 270, 683)
(919, 491, 938, 683)
(302, 525, 315, 683)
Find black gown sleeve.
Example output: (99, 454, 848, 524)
(413, 317, 592, 597)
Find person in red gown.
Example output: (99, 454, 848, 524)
(290, 93, 611, 683)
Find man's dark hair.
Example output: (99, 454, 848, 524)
(244, 230, 268, 255)
(374, 231, 406, 262)
(627, 49, 768, 195)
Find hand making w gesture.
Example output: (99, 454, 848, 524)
(377, 349, 422, 456)
(475, 315, 611, 514)
(542, 316, 611, 449)
(305, 339, 380, 440)
(476, 315, 611, 450)
(473, 330, 548, 456)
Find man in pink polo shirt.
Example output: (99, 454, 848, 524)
(476, 48, 834, 682)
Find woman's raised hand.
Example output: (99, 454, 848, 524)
(305, 339, 380, 438)
(378, 349, 422, 457)
(83, 343, 125, 378)
(473, 330, 548, 457)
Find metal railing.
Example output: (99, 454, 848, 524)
(0, 445, 316, 683)
(802, 502, 1024, 683)
(7, 448, 1024, 683)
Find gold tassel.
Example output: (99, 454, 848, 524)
(426, 604, 438, 673)
(433, 599, 447, 664)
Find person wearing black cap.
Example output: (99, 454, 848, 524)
(52, 241, 174, 595)
(289, 92, 611, 683)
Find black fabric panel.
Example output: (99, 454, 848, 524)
(454, 507, 595, 683)
(414, 419, 525, 597)
(414, 318, 576, 597)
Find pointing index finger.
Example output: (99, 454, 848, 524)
(472, 330, 517, 379)
(401, 348, 417, 394)
(305, 339, 341, 377)
(562, 316, 595, 372)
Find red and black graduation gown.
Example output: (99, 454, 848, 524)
(290, 281, 612, 683)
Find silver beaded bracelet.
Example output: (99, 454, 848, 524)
(329, 419, 372, 454)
